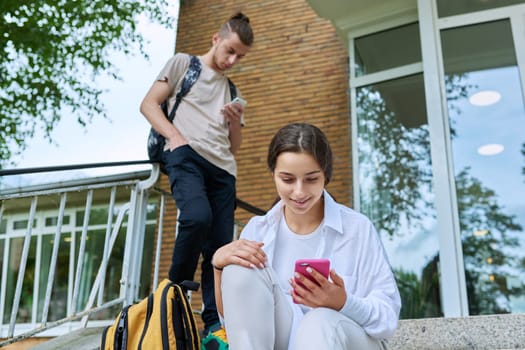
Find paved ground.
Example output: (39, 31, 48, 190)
(29, 327, 104, 350)
(17, 313, 525, 350)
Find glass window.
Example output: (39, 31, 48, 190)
(13, 219, 36, 230)
(38, 233, 71, 321)
(354, 23, 421, 76)
(3, 236, 36, 323)
(441, 20, 525, 314)
(437, 0, 525, 18)
(74, 229, 112, 312)
(100, 225, 125, 304)
(0, 240, 3, 294)
(45, 215, 70, 227)
(139, 224, 155, 297)
(356, 74, 442, 318)
(146, 203, 158, 221)
(76, 208, 109, 227)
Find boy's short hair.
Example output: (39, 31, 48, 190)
(220, 12, 254, 46)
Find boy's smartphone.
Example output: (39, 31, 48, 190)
(230, 96, 247, 107)
(294, 258, 330, 287)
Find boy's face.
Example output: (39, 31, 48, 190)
(211, 32, 250, 72)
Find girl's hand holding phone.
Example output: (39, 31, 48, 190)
(291, 259, 347, 310)
(294, 259, 330, 287)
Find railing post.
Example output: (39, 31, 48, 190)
(120, 164, 160, 305)
(0, 203, 6, 331)
(153, 192, 167, 289)
(8, 196, 38, 337)
(71, 190, 93, 313)
(41, 192, 67, 324)
(98, 187, 117, 306)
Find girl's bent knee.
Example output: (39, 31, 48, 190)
(221, 265, 272, 293)
(222, 265, 257, 287)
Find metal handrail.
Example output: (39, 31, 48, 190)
(1, 160, 267, 216)
(0, 160, 154, 177)
(0, 160, 266, 346)
(0, 162, 160, 346)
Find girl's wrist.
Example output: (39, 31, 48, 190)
(212, 257, 223, 271)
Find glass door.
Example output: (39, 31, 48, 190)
(440, 18, 525, 314)
(352, 22, 443, 319)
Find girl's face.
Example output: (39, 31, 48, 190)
(273, 151, 326, 217)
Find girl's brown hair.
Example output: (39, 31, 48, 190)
(267, 123, 333, 185)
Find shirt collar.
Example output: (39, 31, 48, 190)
(265, 190, 344, 235)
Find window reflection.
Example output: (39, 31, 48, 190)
(354, 23, 421, 77)
(356, 74, 442, 318)
(437, 0, 525, 18)
(441, 20, 525, 314)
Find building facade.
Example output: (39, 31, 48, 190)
(156, 0, 352, 318)
(1, 1, 524, 342)
(162, 0, 525, 320)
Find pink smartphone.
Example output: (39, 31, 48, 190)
(294, 258, 330, 286)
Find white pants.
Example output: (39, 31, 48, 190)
(221, 265, 386, 350)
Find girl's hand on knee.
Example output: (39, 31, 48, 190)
(212, 239, 267, 270)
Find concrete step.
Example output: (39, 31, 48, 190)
(29, 327, 105, 350)
(26, 314, 525, 350)
(389, 313, 525, 350)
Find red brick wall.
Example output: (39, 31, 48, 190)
(155, 0, 351, 329)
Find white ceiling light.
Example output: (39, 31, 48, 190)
(477, 143, 504, 156)
(473, 229, 488, 237)
(469, 90, 501, 106)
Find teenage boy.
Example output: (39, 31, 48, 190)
(140, 12, 254, 349)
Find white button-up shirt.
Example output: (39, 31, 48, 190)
(240, 190, 401, 344)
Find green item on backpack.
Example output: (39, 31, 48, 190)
(100, 279, 201, 350)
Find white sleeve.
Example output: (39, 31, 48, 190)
(339, 222, 401, 340)
(238, 216, 261, 240)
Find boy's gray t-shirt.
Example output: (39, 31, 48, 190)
(156, 53, 244, 177)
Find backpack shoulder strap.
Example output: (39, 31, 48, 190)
(167, 55, 202, 121)
(227, 78, 237, 101)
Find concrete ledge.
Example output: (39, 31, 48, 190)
(24, 314, 525, 350)
(389, 314, 525, 350)
(29, 327, 105, 350)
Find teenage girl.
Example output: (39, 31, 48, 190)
(212, 123, 401, 350)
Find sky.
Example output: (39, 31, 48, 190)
(3, 8, 178, 188)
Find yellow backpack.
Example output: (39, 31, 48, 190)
(100, 279, 200, 350)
